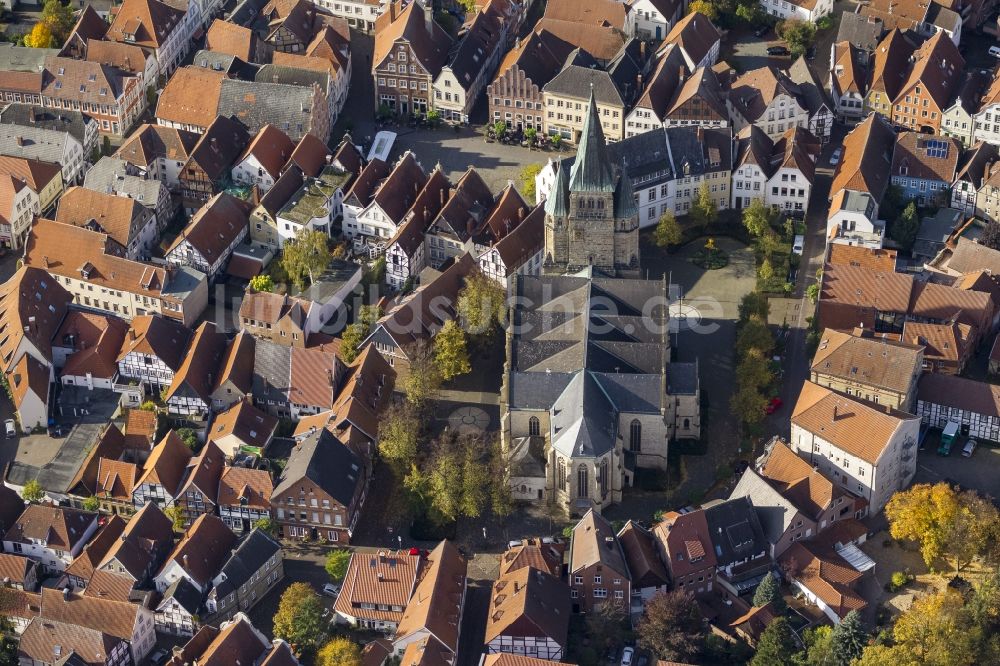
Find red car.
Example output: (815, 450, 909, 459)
(765, 397, 783, 414)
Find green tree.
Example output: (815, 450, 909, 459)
(519, 163, 542, 201)
(488, 436, 514, 522)
(743, 198, 771, 238)
(890, 201, 920, 251)
(587, 602, 630, 655)
(636, 590, 705, 662)
(358, 304, 383, 332)
(690, 181, 717, 231)
(753, 571, 785, 612)
(426, 434, 464, 523)
(40, 0, 74, 44)
(457, 272, 505, 335)
(272, 582, 325, 654)
(403, 342, 442, 408)
(731, 384, 767, 428)
(434, 319, 471, 380)
(164, 505, 186, 531)
(176, 428, 199, 451)
(981, 220, 1000, 250)
(340, 323, 365, 363)
(740, 291, 770, 322)
(524, 127, 538, 147)
(654, 211, 682, 248)
(252, 517, 278, 536)
(777, 19, 816, 58)
(493, 120, 507, 140)
(249, 274, 274, 292)
(736, 315, 774, 356)
(796, 625, 835, 666)
(282, 230, 330, 288)
(759, 257, 775, 283)
(735, 1, 764, 24)
(377, 405, 420, 475)
(688, 0, 719, 20)
(551, 134, 562, 149)
(21, 479, 43, 503)
(829, 610, 866, 666)
(737, 348, 773, 391)
(316, 637, 362, 666)
(806, 283, 820, 304)
(752, 616, 799, 666)
(324, 549, 351, 582)
(82, 496, 100, 512)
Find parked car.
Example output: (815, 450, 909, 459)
(621, 647, 635, 666)
(792, 235, 804, 255)
(990, 45, 1000, 58)
(754, 25, 770, 37)
(830, 148, 843, 165)
(937, 438, 954, 456)
(805, 45, 816, 60)
(962, 439, 977, 457)
(149, 649, 169, 666)
(4, 419, 15, 439)
(765, 397, 783, 415)
(767, 46, 790, 56)
(322, 583, 340, 597)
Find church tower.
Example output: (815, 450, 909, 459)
(543, 87, 640, 277)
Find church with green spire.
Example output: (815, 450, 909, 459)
(543, 88, 640, 278)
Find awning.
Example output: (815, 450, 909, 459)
(835, 543, 876, 573)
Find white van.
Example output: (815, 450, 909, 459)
(990, 46, 1000, 58)
(792, 235, 804, 255)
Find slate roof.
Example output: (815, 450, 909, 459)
(272, 427, 363, 507)
(83, 156, 166, 209)
(158, 576, 203, 615)
(703, 496, 770, 568)
(730, 468, 800, 547)
(0, 124, 78, 165)
(0, 104, 94, 148)
(836, 11, 883, 50)
(211, 528, 281, 600)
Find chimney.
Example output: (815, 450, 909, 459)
(640, 41, 646, 60)
(833, 405, 838, 421)
(28, 107, 35, 124)
(424, 0, 434, 35)
(440, 186, 446, 207)
(182, 553, 189, 569)
(15, 136, 22, 147)
(62, 587, 70, 601)
(517, 206, 524, 221)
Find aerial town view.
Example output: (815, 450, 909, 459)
(0, 0, 999, 662)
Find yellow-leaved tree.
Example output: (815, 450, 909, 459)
(24, 22, 54, 49)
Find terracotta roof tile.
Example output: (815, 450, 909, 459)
(811, 328, 923, 395)
(499, 539, 565, 578)
(39, 586, 141, 640)
(116, 123, 199, 168)
(85, 39, 147, 74)
(826, 244, 898, 271)
(97, 501, 173, 580)
(0, 265, 72, 372)
(0, 552, 34, 585)
(57, 311, 129, 381)
(0, 156, 61, 192)
(7, 352, 49, 411)
(96, 457, 139, 501)
(917, 372, 1000, 416)
(209, 398, 278, 453)
(396, 540, 467, 652)
(165, 193, 252, 268)
(334, 549, 422, 624)
(891, 131, 959, 184)
(484, 566, 570, 646)
(653, 509, 715, 578)
(778, 542, 866, 619)
(758, 439, 842, 518)
(19, 616, 124, 664)
(902, 320, 973, 363)
(830, 111, 895, 200)
(660, 12, 721, 70)
(24, 219, 170, 300)
(56, 185, 147, 251)
(216, 465, 273, 510)
(213, 330, 255, 396)
(178, 440, 226, 504)
(3, 504, 96, 551)
(206, 19, 258, 62)
(134, 430, 194, 495)
(791, 381, 917, 464)
(618, 520, 668, 588)
(159, 513, 237, 588)
(155, 67, 226, 128)
(117, 314, 192, 372)
(570, 510, 630, 576)
(238, 124, 295, 180)
(107, 0, 184, 48)
(374, 1, 452, 77)
(65, 515, 127, 583)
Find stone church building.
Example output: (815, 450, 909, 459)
(544, 89, 641, 278)
(500, 96, 701, 516)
